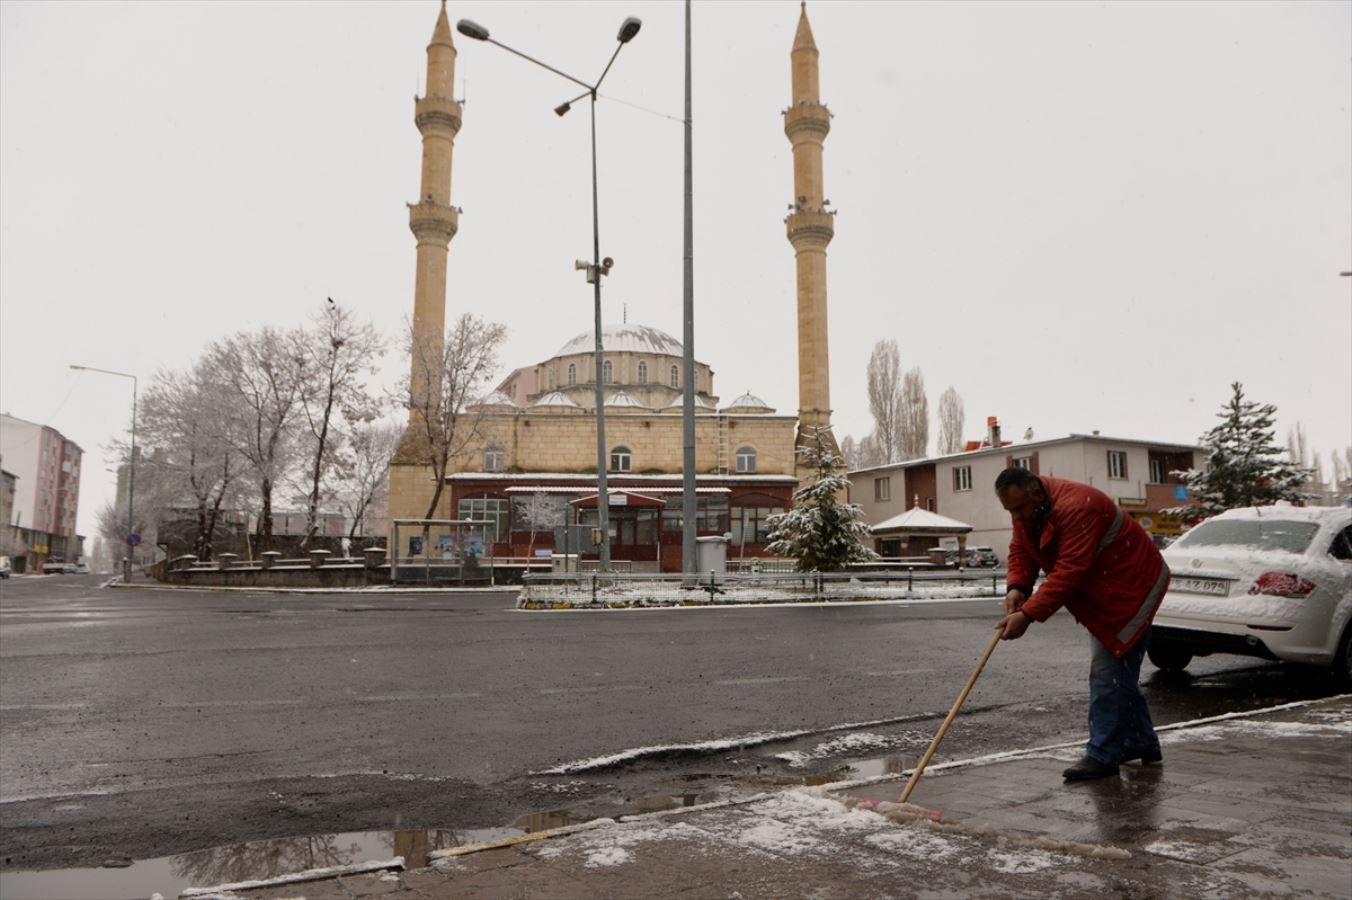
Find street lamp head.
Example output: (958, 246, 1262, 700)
(617, 17, 642, 43)
(554, 101, 572, 117)
(456, 19, 490, 41)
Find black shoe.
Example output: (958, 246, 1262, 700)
(1062, 755, 1120, 780)
(1121, 746, 1163, 765)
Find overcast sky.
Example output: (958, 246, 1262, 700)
(2, 0, 1349, 546)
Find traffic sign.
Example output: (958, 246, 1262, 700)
(126, 533, 142, 547)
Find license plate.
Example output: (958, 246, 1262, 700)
(1172, 577, 1228, 596)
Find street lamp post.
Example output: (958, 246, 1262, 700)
(70, 364, 138, 582)
(457, 15, 641, 573)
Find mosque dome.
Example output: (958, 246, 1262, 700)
(660, 395, 716, 414)
(604, 391, 652, 411)
(554, 324, 683, 358)
(722, 391, 775, 414)
(470, 390, 517, 411)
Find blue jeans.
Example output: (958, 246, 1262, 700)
(1086, 635, 1159, 764)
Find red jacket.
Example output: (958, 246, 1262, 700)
(1007, 476, 1169, 657)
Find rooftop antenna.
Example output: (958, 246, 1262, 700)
(623, 302, 627, 324)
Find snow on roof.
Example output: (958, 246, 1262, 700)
(659, 395, 716, 411)
(554, 324, 683, 358)
(722, 391, 774, 413)
(604, 391, 651, 409)
(871, 507, 973, 533)
(471, 390, 517, 409)
(529, 391, 582, 409)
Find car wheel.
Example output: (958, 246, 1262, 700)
(1147, 643, 1193, 673)
(1334, 623, 1352, 691)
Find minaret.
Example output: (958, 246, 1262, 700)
(407, 1, 461, 416)
(784, 1, 835, 450)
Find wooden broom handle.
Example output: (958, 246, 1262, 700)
(898, 624, 1005, 804)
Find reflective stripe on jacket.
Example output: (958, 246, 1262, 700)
(1006, 476, 1169, 657)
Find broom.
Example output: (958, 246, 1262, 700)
(899, 622, 1005, 805)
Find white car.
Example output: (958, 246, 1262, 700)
(1148, 504, 1352, 684)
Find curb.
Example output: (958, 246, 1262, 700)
(426, 694, 1352, 861)
(108, 583, 518, 595)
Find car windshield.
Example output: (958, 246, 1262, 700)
(1173, 519, 1320, 554)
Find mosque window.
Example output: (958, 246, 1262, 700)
(610, 446, 632, 472)
(670, 365, 679, 388)
(458, 497, 509, 542)
(603, 360, 614, 383)
(637, 361, 648, 384)
(735, 446, 758, 473)
(567, 364, 576, 386)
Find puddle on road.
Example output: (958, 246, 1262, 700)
(0, 791, 722, 899)
(0, 827, 519, 899)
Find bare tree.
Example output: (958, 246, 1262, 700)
(898, 367, 928, 460)
(937, 386, 965, 455)
(335, 421, 400, 541)
(401, 314, 508, 519)
(296, 300, 385, 549)
(866, 339, 903, 464)
(210, 327, 308, 553)
(838, 434, 859, 470)
(856, 433, 884, 469)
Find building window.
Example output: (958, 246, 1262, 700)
(610, 446, 632, 472)
(1149, 457, 1165, 484)
(874, 476, 891, 502)
(1108, 450, 1128, 480)
(670, 365, 679, 388)
(734, 506, 785, 545)
(1012, 456, 1032, 470)
(953, 465, 972, 492)
(925, 496, 936, 512)
(603, 360, 613, 383)
(735, 446, 757, 473)
(483, 444, 506, 472)
(567, 363, 576, 386)
(457, 498, 509, 542)
(637, 361, 648, 384)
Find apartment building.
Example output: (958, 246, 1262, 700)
(851, 421, 1201, 562)
(0, 413, 84, 570)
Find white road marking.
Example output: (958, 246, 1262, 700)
(713, 676, 810, 686)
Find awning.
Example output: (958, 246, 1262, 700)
(570, 490, 667, 509)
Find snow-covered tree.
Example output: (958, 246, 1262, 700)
(1168, 382, 1313, 519)
(766, 427, 877, 572)
(1286, 423, 1329, 505)
(513, 491, 566, 561)
(866, 339, 903, 464)
(937, 387, 965, 455)
(899, 366, 928, 460)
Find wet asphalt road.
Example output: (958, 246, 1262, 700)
(1, 575, 1342, 869)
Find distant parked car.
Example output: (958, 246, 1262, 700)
(0, 556, 10, 578)
(970, 546, 1000, 568)
(1148, 504, 1352, 684)
(74, 562, 91, 574)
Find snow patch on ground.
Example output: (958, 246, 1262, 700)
(862, 826, 965, 861)
(775, 731, 915, 767)
(584, 845, 634, 867)
(1143, 839, 1219, 862)
(1160, 716, 1352, 745)
(987, 847, 1066, 873)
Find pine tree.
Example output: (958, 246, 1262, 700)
(1169, 382, 1313, 520)
(766, 428, 878, 571)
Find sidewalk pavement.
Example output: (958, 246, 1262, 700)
(204, 696, 1352, 899)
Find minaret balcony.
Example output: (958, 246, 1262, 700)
(408, 200, 460, 243)
(783, 102, 831, 141)
(415, 94, 463, 135)
(785, 210, 834, 248)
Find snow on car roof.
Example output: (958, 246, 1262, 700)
(1210, 504, 1351, 524)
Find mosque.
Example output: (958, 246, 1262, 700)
(387, 2, 837, 572)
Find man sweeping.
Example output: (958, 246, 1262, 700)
(993, 467, 1170, 781)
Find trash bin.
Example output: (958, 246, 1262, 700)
(695, 535, 729, 584)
